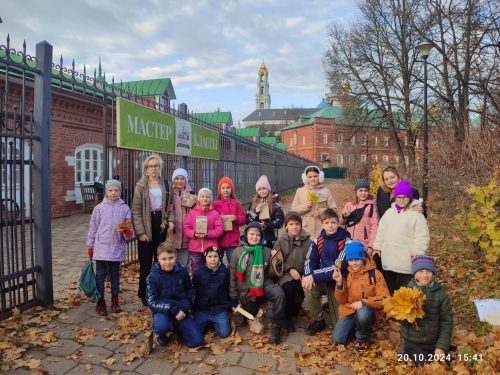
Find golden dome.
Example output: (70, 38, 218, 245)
(259, 62, 268, 74)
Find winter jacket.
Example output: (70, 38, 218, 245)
(304, 227, 351, 284)
(291, 185, 338, 238)
(334, 254, 389, 320)
(86, 198, 133, 262)
(131, 176, 174, 240)
(171, 185, 195, 249)
(399, 279, 453, 351)
(273, 231, 311, 286)
(376, 186, 420, 219)
(373, 203, 430, 274)
(183, 204, 224, 252)
(246, 201, 284, 244)
(146, 261, 194, 316)
(213, 197, 246, 247)
(339, 198, 378, 249)
(229, 245, 273, 305)
(193, 263, 232, 314)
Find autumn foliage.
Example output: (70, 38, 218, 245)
(383, 287, 426, 324)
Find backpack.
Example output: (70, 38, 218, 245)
(316, 236, 346, 257)
(340, 265, 377, 285)
(346, 204, 374, 227)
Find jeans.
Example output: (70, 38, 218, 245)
(153, 312, 204, 348)
(194, 311, 231, 338)
(304, 281, 339, 325)
(220, 246, 236, 266)
(138, 212, 162, 304)
(189, 252, 204, 275)
(332, 307, 375, 344)
(95, 260, 120, 298)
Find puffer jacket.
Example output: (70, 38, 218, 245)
(229, 245, 272, 305)
(246, 201, 284, 244)
(86, 198, 133, 262)
(273, 231, 311, 286)
(399, 279, 453, 351)
(213, 197, 246, 247)
(291, 184, 338, 238)
(131, 176, 174, 240)
(373, 203, 430, 274)
(334, 254, 389, 320)
(183, 204, 224, 252)
(193, 262, 232, 314)
(146, 261, 194, 316)
(171, 185, 195, 249)
(339, 198, 378, 249)
(304, 227, 351, 284)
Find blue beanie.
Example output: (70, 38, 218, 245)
(355, 178, 370, 191)
(412, 255, 436, 275)
(345, 241, 366, 261)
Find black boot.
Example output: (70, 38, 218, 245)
(306, 319, 326, 336)
(270, 323, 282, 344)
(286, 318, 296, 332)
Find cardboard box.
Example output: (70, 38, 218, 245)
(221, 215, 233, 231)
(195, 216, 208, 235)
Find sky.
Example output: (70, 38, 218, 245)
(1, 0, 360, 124)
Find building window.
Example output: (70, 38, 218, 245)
(75, 145, 103, 185)
(259, 102, 264, 109)
(323, 133, 328, 144)
(383, 137, 389, 147)
(395, 155, 400, 163)
(361, 154, 367, 163)
(404, 136, 408, 146)
(350, 136, 356, 145)
(404, 156, 409, 165)
(259, 86, 264, 94)
(290, 137, 293, 146)
(349, 154, 354, 164)
(321, 153, 329, 161)
(361, 136, 367, 146)
(337, 134, 343, 144)
(374, 136, 378, 146)
(303, 136, 306, 145)
(372, 154, 378, 162)
(293, 133, 297, 145)
(383, 155, 389, 162)
(336, 154, 343, 165)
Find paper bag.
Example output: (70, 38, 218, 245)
(195, 216, 208, 235)
(258, 202, 270, 220)
(221, 215, 233, 231)
(317, 200, 328, 209)
(181, 194, 195, 208)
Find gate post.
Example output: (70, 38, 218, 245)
(33, 41, 53, 306)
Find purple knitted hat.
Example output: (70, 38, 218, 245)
(412, 255, 436, 275)
(393, 180, 413, 199)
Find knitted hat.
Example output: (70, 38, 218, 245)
(412, 255, 436, 275)
(355, 178, 370, 191)
(285, 211, 302, 226)
(218, 177, 235, 194)
(345, 241, 366, 261)
(241, 221, 264, 244)
(172, 168, 188, 182)
(203, 246, 222, 261)
(197, 187, 213, 200)
(255, 175, 271, 192)
(105, 179, 121, 192)
(393, 180, 413, 199)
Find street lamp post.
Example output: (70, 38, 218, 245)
(416, 42, 434, 213)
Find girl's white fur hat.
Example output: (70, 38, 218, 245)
(197, 187, 213, 200)
(302, 165, 325, 184)
(105, 179, 121, 191)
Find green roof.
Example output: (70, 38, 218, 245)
(192, 112, 233, 125)
(236, 128, 260, 137)
(116, 79, 176, 99)
(311, 105, 345, 120)
(260, 136, 278, 144)
(276, 143, 287, 151)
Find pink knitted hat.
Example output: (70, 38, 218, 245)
(255, 175, 271, 192)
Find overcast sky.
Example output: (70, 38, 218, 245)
(1, 0, 360, 124)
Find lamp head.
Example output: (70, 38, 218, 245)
(416, 42, 434, 59)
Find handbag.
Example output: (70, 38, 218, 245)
(346, 204, 373, 227)
(269, 248, 285, 280)
(78, 260, 101, 303)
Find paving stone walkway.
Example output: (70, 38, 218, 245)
(8, 180, 355, 374)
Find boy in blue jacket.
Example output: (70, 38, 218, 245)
(146, 242, 204, 348)
(192, 246, 232, 338)
(302, 209, 351, 335)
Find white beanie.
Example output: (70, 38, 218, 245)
(255, 175, 271, 192)
(172, 168, 188, 182)
(198, 187, 213, 200)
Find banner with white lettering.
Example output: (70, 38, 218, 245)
(116, 98, 220, 160)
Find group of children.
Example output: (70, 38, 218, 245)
(86, 166, 453, 366)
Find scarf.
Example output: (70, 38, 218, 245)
(236, 245, 264, 298)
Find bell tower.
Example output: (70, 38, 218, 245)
(255, 62, 271, 109)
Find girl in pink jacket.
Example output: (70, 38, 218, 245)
(184, 188, 224, 273)
(212, 177, 246, 264)
(340, 178, 379, 253)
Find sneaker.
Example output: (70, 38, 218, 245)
(353, 340, 369, 351)
(270, 323, 282, 344)
(153, 332, 169, 346)
(306, 319, 326, 336)
(96, 298, 107, 316)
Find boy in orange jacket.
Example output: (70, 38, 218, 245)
(332, 241, 389, 350)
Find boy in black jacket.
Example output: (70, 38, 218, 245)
(193, 246, 232, 338)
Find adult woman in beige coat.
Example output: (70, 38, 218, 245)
(291, 166, 337, 238)
(132, 154, 174, 305)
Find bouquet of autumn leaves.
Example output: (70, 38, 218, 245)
(306, 190, 320, 204)
(383, 287, 426, 328)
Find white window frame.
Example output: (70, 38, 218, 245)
(372, 154, 378, 162)
(336, 154, 343, 165)
(323, 133, 328, 144)
(321, 153, 329, 161)
(404, 136, 408, 146)
(395, 155, 400, 163)
(404, 155, 409, 165)
(361, 154, 367, 163)
(75, 144, 103, 185)
(374, 136, 378, 146)
(349, 154, 354, 164)
(337, 134, 343, 144)
(383, 155, 389, 163)
(383, 137, 389, 147)
(361, 136, 367, 146)
(350, 136, 356, 145)
(303, 135, 306, 145)
(293, 133, 297, 145)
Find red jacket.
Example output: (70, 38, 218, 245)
(339, 198, 378, 249)
(212, 197, 246, 247)
(183, 204, 224, 252)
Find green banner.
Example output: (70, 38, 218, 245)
(117, 98, 220, 159)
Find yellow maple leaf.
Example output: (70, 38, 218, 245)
(383, 287, 426, 323)
(307, 190, 320, 204)
(101, 357, 116, 365)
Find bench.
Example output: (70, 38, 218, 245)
(1, 198, 20, 226)
(80, 183, 99, 213)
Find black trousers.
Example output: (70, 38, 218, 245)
(281, 280, 304, 319)
(137, 212, 162, 304)
(384, 270, 412, 295)
(241, 281, 286, 326)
